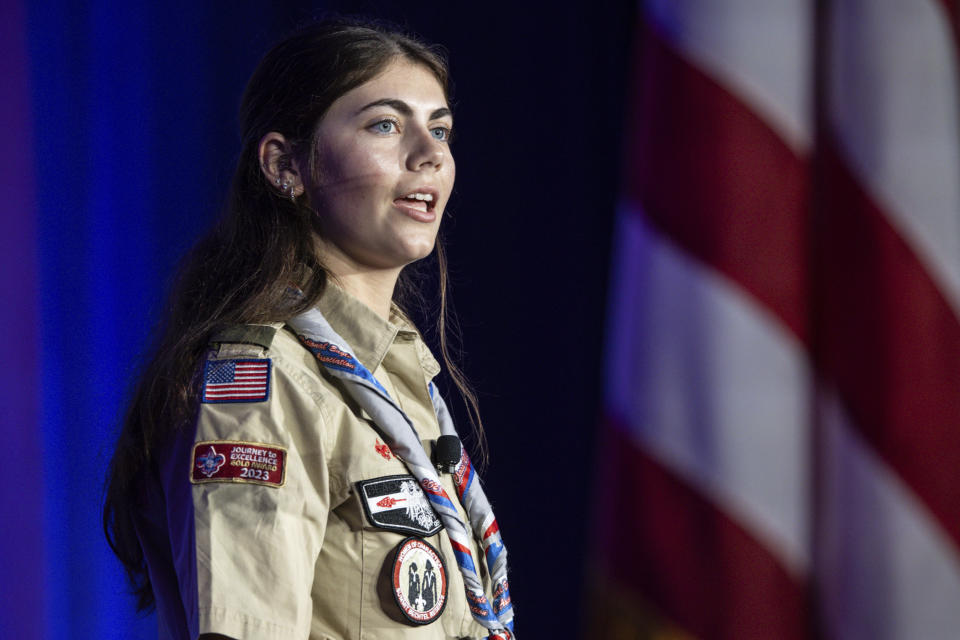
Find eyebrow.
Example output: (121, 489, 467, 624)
(356, 98, 452, 121)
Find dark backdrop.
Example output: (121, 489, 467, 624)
(4, 0, 635, 637)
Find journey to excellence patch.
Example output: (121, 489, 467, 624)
(392, 537, 448, 625)
(190, 440, 286, 487)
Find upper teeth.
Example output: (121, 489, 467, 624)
(405, 192, 434, 202)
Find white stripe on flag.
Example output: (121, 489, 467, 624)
(816, 387, 960, 640)
(605, 206, 811, 577)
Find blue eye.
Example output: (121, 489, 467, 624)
(372, 120, 398, 134)
(430, 126, 452, 142)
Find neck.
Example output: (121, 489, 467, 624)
(329, 269, 399, 320)
(316, 241, 400, 320)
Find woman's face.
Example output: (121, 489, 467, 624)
(307, 59, 455, 274)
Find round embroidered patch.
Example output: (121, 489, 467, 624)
(392, 537, 448, 625)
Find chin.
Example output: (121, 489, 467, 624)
(397, 236, 438, 264)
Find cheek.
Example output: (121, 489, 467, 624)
(315, 133, 372, 182)
(321, 148, 396, 202)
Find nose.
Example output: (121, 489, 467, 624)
(406, 127, 446, 171)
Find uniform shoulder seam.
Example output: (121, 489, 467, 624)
(210, 323, 283, 349)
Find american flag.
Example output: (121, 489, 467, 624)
(591, 1, 960, 638)
(201, 359, 270, 403)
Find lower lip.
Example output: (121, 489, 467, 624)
(393, 199, 437, 222)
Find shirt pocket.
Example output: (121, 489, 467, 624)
(349, 470, 465, 638)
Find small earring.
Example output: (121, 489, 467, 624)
(279, 179, 297, 203)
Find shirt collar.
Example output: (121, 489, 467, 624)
(315, 282, 441, 378)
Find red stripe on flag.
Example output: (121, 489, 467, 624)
(624, 21, 810, 343)
(935, 0, 960, 54)
(450, 539, 473, 557)
(813, 135, 960, 549)
(483, 520, 500, 540)
(594, 417, 813, 640)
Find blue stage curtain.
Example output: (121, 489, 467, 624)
(13, 2, 281, 637)
(0, 0, 45, 638)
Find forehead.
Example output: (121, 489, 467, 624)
(330, 59, 449, 116)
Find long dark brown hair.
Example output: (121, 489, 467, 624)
(103, 18, 485, 612)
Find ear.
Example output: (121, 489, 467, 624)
(258, 132, 305, 199)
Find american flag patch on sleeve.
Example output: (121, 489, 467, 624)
(201, 358, 271, 403)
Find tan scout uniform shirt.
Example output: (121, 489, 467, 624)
(139, 284, 491, 640)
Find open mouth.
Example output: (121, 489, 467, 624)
(395, 191, 436, 213)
